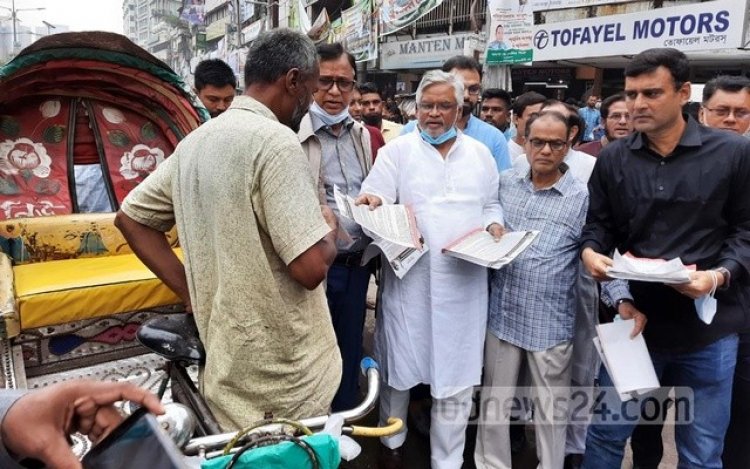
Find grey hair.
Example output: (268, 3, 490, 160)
(244, 28, 318, 87)
(416, 70, 464, 107)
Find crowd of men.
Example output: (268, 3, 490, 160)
(3, 27, 748, 469)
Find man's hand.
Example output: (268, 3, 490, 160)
(2, 380, 164, 469)
(581, 247, 613, 281)
(320, 205, 338, 231)
(617, 301, 647, 338)
(354, 193, 383, 210)
(671, 270, 723, 299)
(487, 223, 506, 241)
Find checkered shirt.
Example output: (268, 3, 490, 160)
(488, 167, 589, 351)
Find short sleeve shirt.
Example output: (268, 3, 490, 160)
(121, 96, 341, 430)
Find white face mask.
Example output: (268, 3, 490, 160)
(694, 271, 719, 324)
(308, 101, 350, 126)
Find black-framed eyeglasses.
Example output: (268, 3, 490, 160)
(466, 85, 482, 96)
(317, 77, 356, 92)
(703, 107, 750, 120)
(418, 102, 458, 112)
(528, 138, 567, 152)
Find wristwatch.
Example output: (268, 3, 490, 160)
(615, 298, 633, 311)
(713, 267, 731, 289)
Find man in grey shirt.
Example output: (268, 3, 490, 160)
(298, 42, 373, 412)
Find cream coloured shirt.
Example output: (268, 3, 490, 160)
(121, 96, 341, 430)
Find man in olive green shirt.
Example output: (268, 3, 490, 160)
(115, 29, 342, 430)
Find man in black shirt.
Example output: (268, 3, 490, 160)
(580, 48, 750, 469)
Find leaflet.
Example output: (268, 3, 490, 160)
(441, 229, 539, 269)
(594, 319, 660, 401)
(361, 238, 429, 279)
(607, 249, 694, 284)
(334, 186, 423, 249)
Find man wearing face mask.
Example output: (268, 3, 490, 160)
(357, 70, 503, 469)
(114, 29, 341, 430)
(298, 42, 373, 413)
(401, 56, 511, 172)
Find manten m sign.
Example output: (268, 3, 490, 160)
(381, 34, 479, 69)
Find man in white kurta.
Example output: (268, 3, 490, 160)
(358, 70, 503, 469)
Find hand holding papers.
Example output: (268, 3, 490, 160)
(334, 186, 423, 249)
(593, 319, 660, 401)
(336, 187, 426, 278)
(442, 229, 539, 269)
(607, 249, 694, 284)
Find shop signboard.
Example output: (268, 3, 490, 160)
(381, 33, 478, 70)
(532, 0, 745, 61)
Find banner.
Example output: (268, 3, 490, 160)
(485, 0, 534, 65)
(531, 0, 745, 61)
(343, 0, 377, 62)
(529, 0, 639, 12)
(181, 0, 205, 25)
(379, 0, 443, 36)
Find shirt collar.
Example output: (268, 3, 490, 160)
(628, 114, 703, 151)
(519, 162, 573, 196)
(228, 95, 279, 122)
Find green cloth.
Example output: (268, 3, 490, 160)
(200, 433, 340, 469)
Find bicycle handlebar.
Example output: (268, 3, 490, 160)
(183, 357, 383, 456)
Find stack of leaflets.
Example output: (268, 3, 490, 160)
(607, 249, 694, 284)
(592, 319, 660, 401)
(441, 229, 539, 269)
(334, 186, 426, 278)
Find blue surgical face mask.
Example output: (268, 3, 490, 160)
(308, 101, 350, 127)
(420, 126, 457, 145)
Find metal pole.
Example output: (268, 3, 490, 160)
(235, 0, 241, 47)
(11, 0, 17, 49)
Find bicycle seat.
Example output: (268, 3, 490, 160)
(137, 314, 206, 365)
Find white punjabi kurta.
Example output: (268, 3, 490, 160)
(361, 130, 503, 399)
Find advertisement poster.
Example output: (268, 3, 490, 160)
(180, 0, 205, 25)
(486, 0, 534, 64)
(379, 0, 443, 36)
(343, 0, 377, 62)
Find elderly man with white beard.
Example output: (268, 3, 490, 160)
(356, 70, 504, 469)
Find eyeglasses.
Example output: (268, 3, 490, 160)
(418, 102, 458, 112)
(466, 85, 482, 96)
(528, 138, 567, 152)
(703, 107, 750, 120)
(607, 112, 631, 121)
(317, 77, 356, 92)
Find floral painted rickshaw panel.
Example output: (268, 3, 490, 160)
(89, 101, 173, 205)
(0, 98, 73, 220)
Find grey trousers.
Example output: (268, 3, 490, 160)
(474, 334, 573, 469)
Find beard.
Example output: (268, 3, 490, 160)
(362, 113, 382, 127)
(289, 94, 310, 132)
(461, 102, 473, 119)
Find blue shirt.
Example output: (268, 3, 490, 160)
(578, 106, 601, 142)
(401, 115, 511, 171)
(488, 167, 589, 351)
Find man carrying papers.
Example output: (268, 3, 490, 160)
(475, 111, 589, 469)
(580, 49, 750, 469)
(356, 70, 503, 469)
